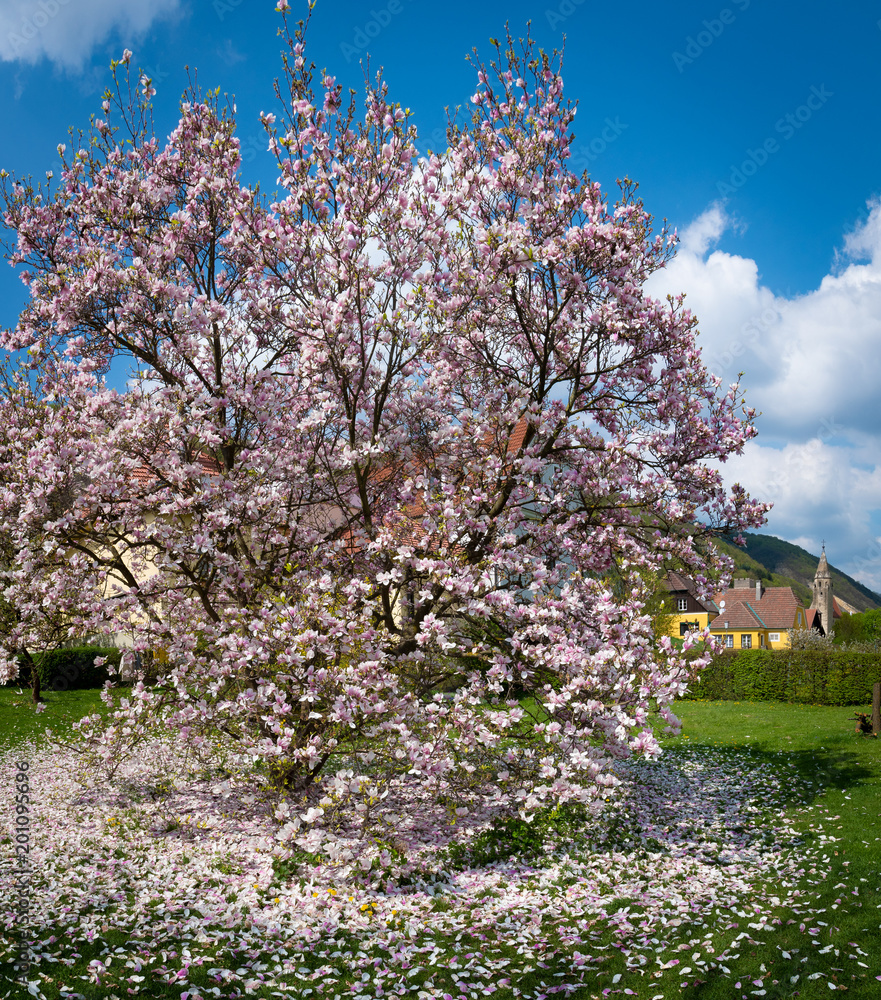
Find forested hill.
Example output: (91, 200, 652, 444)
(714, 532, 881, 613)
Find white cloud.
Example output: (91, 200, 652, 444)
(842, 196, 881, 264)
(648, 208, 784, 398)
(724, 438, 881, 592)
(677, 201, 727, 256)
(0, 0, 182, 70)
(646, 199, 881, 595)
(648, 199, 881, 437)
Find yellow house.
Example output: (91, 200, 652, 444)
(662, 572, 720, 638)
(707, 579, 806, 650)
(662, 573, 815, 649)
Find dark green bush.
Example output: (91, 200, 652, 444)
(440, 801, 592, 870)
(687, 648, 881, 705)
(833, 609, 881, 646)
(16, 646, 122, 691)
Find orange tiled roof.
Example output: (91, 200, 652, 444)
(709, 585, 804, 630)
(132, 453, 221, 485)
(708, 600, 765, 630)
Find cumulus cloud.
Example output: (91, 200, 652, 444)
(720, 436, 881, 592)
(842, 196, 881, 264)
(648, 200, 881, 440)
(0, 0, 182, 70)
(648, 206, 784, 400)
(646, 199, 881, 592)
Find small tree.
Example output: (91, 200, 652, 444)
(0, 17, 765, 822)
(787, 627, 834, 650)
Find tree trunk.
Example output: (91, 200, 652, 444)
(21, 649, 41, 703)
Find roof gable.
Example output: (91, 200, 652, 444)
(709, 601, 765, 630)
(710, 585, 804, 630)
(663, 571, 718, 613)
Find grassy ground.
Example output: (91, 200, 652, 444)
(1, 692, 880, 999)
(0, 686, 107, 754)
(667, 699, 881, 998)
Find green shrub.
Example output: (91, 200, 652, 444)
(17, 646, 122, 691)
(440, 801, 591, 870)
(687, 647, 881, 705)
(833, 609, 881, 646)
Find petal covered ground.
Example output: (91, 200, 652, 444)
(0, 735, 872, 999)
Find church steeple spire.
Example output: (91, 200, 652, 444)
(810, 543, 834, 634)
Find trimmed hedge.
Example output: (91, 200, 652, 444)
(16, 646, 122, 691)
(687, 648, 881, 705)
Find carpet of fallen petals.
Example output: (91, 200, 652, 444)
(1, 733, 872, 999)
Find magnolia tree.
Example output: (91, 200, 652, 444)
(0, 14, 766, 825)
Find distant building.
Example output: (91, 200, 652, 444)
(662, 572, 720, 638)
(809, 544, 841, 635)
(706, 579, 806, 649)
(662, 547, 846, 647)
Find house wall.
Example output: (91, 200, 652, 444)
(709, 627, 797, 650)
(710, 629, 768, 649)
(765, 628, 796, 649)
(670, 611, 713, 636)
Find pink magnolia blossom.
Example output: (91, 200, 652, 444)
(0, 19, 766, 825)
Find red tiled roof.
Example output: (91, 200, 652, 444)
(751, 587, 804, 628)
(132, 453, 222, 485)
(709, 585, 803, 630)
(709, 600, 765, 630)
(712, 587, 753, 607)
(507, 415, 531, 455)
(663, 571, 693, 593)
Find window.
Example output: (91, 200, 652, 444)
(677, 597, 688, 611)
(724, 634, 734, 648)
(759, 634, 765, 647)
(741, 634, 752, 649)
(769, 632, 780, 642)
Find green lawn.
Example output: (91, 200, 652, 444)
(667, 699, 881, 998)
(0, 685, 108, 754)
(1, 691, 880, 999)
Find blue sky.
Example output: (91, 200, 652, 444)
(2, 0, 881, 591)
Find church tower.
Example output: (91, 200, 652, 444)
(810, 545, 835, 635)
